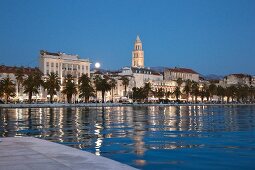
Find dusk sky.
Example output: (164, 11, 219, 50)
(0, 0, 255, 75)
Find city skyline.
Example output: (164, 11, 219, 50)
(0, 0, 255, 76)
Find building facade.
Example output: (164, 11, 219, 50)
(222, 74, 252, 87)
(164, 67, 199, 82)
(39, 50, 91, 102)
(39, 50, 90, 83)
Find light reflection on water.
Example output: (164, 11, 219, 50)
(0, 106, 255, 169)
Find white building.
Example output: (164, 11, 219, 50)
(39, 50, 91, 102)
(222, 74, 252, 87)
(119, 67, 163, 88)
(164, 67, 199, 82)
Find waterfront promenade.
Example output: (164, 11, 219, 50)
(0, 102, 254, 108)
(0, 137, 137, 170)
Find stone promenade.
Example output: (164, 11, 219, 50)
(0, 137, 137, 170)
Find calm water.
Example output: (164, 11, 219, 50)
(0, 106, 255, 169)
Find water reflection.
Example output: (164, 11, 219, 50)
(0, 106, 255, 169)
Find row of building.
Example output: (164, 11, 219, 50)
(1, 36, 255, 102)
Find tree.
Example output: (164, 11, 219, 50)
(183, 80, 192, 101)
(44, 72, 61, 103)
(165, 91, 172, 100)
(94, 76, 111, 103)
(143, 82, 152, 101)
(237, 85, 249, 102)
(153, 88, 165, 101)
(62, 74, 77, 103)
(132, 87, 146, 102)
(200, 84, 209, 102)
(15, 67, 24, 97)
(23, 72, 43, 103)
(173, 86, 182, 101)
(217, 86, 225, 103)
(225, 85, 236, 103)
(78, 74, 94, 102)
(176, 78, 183, 87)
(93, 75, 101, 101)
(109, 78, 117, 101)
(0, 76, 16, 103)
(191, 82, 200, 102)
(120, 76, 129, 97)
(208, 83, 217, 101)
(248, 86, 255, 102)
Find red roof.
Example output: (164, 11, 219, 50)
(0, 65, 40, 75)
(167, 67, 198, 74)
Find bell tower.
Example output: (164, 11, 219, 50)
(132, 35, 144, 68)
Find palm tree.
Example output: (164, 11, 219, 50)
(0, 76, 16, 103)
(208, 83, 217, 101)
(173, 86, 182, 101)
(23, 72, 43, 103)
(109, 78, 117, 101)
(238, 85, 249, 102)
(176, 78, 183, 87)
(143, 82, 152, 101)
(93, 75, 101, 101)
(120, 76, 129, 97)
(44, 72, 61, 103)
(248, 86, 255, 102)
(153, 88, 165, 101)
(94, 76, 111, 103)
(225, 85, 236, 102)
(132, 87, 146, 102)
(217, 86, 225, 103)
(191, 82, 199, 103)
(0, 82, 3, 99)
(78, 74, 94, 102)
(165, 91, 172, 100)
(62, 74, 77, 103)
(15, 67, 24, 97)
(183, 80, 192, 101)
(200, 84, 208, 102)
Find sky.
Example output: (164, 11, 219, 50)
(0, 0, 255, 76)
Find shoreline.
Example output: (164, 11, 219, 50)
(0, 103, 255, 108)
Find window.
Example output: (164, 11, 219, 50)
(51, 63, 54, 67)
(46, 62, 49, 67)
(82, 65, 84, 70)
(68, 64, 72, 70)
(56, 63, 58, 68)
(73, 65, 77, 71)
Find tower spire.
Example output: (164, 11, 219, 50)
(132, 35, 144, 68)
(136, 35, 141, 43)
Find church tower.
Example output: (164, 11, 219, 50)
(132, 35, 144, 68)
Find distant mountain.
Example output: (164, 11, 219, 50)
(203, 74, 224, 80)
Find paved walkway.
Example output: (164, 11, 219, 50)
(1, 103, 254, 108)
(0, 137, 137, 170)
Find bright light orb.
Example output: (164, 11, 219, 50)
(95, 62, 101, 69)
